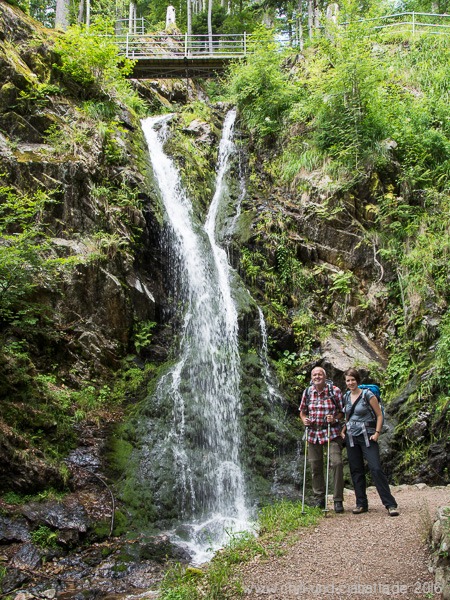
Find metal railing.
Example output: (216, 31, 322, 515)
(372, 11, 450, 35)
(112, 11, 449, 61)
(116, 32, 247, 59)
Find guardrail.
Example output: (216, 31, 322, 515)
(367, 11, 450, 35)
(113, 11, 449, 62)
(116, 32, 247, 58)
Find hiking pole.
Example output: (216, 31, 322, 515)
(324, 422, 331, 516)
(301, 427, 309, 513)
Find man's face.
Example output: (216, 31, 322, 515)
(311, 368, 326, 389)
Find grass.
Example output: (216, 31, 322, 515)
(158, 501, 322, 600)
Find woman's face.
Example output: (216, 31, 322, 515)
(345, 375, 359, 391)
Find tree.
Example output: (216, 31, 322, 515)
(55, 0, 69, 29)
(208, 0, 213, 51)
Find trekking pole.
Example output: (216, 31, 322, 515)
(301, 427, 309, 514)
(324, 422, 331, 516)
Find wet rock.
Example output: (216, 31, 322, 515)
(139, 535, 191, 563)
(11, 543, 42, 570)
(13, 592, 35, 600)
(21, 500, 89, 536)
(182, 119, 214, 144)
(1, 566, 30, 593)
(0, 433, 65, 494)
(320, 327, 388, 382)
(0, 515, 31, 543)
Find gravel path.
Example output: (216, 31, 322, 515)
(236, 485, 449, 600)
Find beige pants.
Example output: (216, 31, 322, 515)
(308, 439, 344, 502)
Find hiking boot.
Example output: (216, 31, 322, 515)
(334, 501, 344, 513)
(312, 499, 325, 509)
(352, 506, 368, 514)
(387, 506, 399, 517)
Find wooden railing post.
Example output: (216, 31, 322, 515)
(126, 32, 129, 57)
(185, 32, 188, 56)
(412, 11, 415, 34)
(244, 31, 247, 54)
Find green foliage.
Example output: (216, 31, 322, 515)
(1, 488, 66, 505)
(31, 525, 59, 548)
(258, 499, 320, 535)
(71, 384, 111, 414)
(0, 564, 6, 588)
(279, 19, 389, 185)
(14, 83, 62, 114)
(274, 350, 305, 385)
(81, 99, 118, 121)
(92, 231, 130, 258)
(53, 22, 145, 113)
(0, 182, 76, 333)
(159, 563, 201, 600)
(226, 26, 298, 143)
(433, 312, 450, 391)
(385, 348, 414, 390)
(108, 509, 128, 537)
(134, 320, 157, 354)
(329, 270, 354, 295)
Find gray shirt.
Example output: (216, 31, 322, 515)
(344, 390, 376, 436)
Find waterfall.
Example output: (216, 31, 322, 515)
(258, 307, 284, 405)
(140, 110, 251, 563)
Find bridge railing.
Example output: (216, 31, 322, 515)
(117, 33, 247, 59)
(114, 12, 450, 61)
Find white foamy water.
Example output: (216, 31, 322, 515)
(141, 111, 252, 563)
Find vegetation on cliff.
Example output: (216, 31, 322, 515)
(222, 11, 449, 483)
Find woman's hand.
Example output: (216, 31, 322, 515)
(370, 432, 380, 442)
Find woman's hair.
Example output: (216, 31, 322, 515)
(344, 367, 361, 383)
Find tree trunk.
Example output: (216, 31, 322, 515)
(187, 0, 192, 35)
(129, 1, 136, 33)
(297, 0, 303, 49)
(76, 0, 83, 24)
(55, 0, 69, 29)
(307, 0, 313, 38)
(207, 0, 213, 53)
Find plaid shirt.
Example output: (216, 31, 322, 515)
(299, 385, 344, 444)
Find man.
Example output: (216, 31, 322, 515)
(299, 366, 345, 513)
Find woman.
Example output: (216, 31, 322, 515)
(342, 368, 399, 516)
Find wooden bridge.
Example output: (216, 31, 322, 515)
(116, 32, 247, 78)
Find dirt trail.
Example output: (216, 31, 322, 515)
(236, 485, 449, 600)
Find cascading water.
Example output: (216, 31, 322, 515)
(140, 111, 251, 563)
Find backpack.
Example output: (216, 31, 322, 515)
(358, 384, 388, 433)
(304, 379, 340, 411)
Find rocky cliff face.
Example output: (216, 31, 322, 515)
(232, 129, 449, 485)
(0, 0, 168, 492)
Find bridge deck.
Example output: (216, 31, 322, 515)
(129, 55, 238, 78)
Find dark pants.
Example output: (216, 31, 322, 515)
(346, 434, 397, 509)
